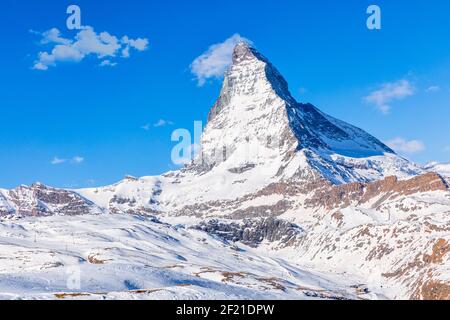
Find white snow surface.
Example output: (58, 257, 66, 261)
(0, 214, 373, 300)
(424, 162, 450, 178)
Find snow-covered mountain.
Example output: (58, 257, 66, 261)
(74, 42, 424, 216)
(0, 42, 426, 218)
(0, 43, 448, 300)
(193, 42, 421, 184)
(424, 162, 450, 180)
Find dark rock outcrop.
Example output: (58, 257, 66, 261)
(192, 217, 304, 247)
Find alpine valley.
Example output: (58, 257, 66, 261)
(0, 43, 448, 300)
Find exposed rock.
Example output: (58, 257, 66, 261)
(192, 217, 304, 247)
(306, 172, 448, 210)
(0, 183, 101, 217)
(413, 280, 450, 300)
(228, 163, 256, 174)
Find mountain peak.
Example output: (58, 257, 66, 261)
(207, 43, 292, 122)
(232, 42, 264, 64)
(197, 44, 416, 183)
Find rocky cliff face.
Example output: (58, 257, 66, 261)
(0, 183, 101, 217)
(192, 217, 304, 247)
(305, 172, 448, 210)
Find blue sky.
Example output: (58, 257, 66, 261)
(1, 0, 449, 188)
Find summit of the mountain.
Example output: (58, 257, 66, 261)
(196, 43, 419, 183)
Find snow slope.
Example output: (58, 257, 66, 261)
(424, 162, 450, 178)
(0, 214, 373, 300)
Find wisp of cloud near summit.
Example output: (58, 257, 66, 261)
(190, 34, 251, 86)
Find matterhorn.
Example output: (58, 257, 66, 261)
(0, 43, 448, 300)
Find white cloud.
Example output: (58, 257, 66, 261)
(99, 60, 117, 67)
(74, 28, 121, 58)
(121, 46, 130, 58)
(32, 27, 148, 70)
(153, 119, 174, 127)
(51, 157, 66, 165)
(190, 34, 251, 86)
(122, 36, 149, 52)
(38, 28, 72, 45)
(34, 44, 85, 70)
(33, 62, 49, 71)
(426, 85, 440, 93)
(72, 156, 84, 164)
(385, 137, 425, 154)
(51, 156, 84, 165)
(364, 79, 415, 114)
(141, 120, 174, 130)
